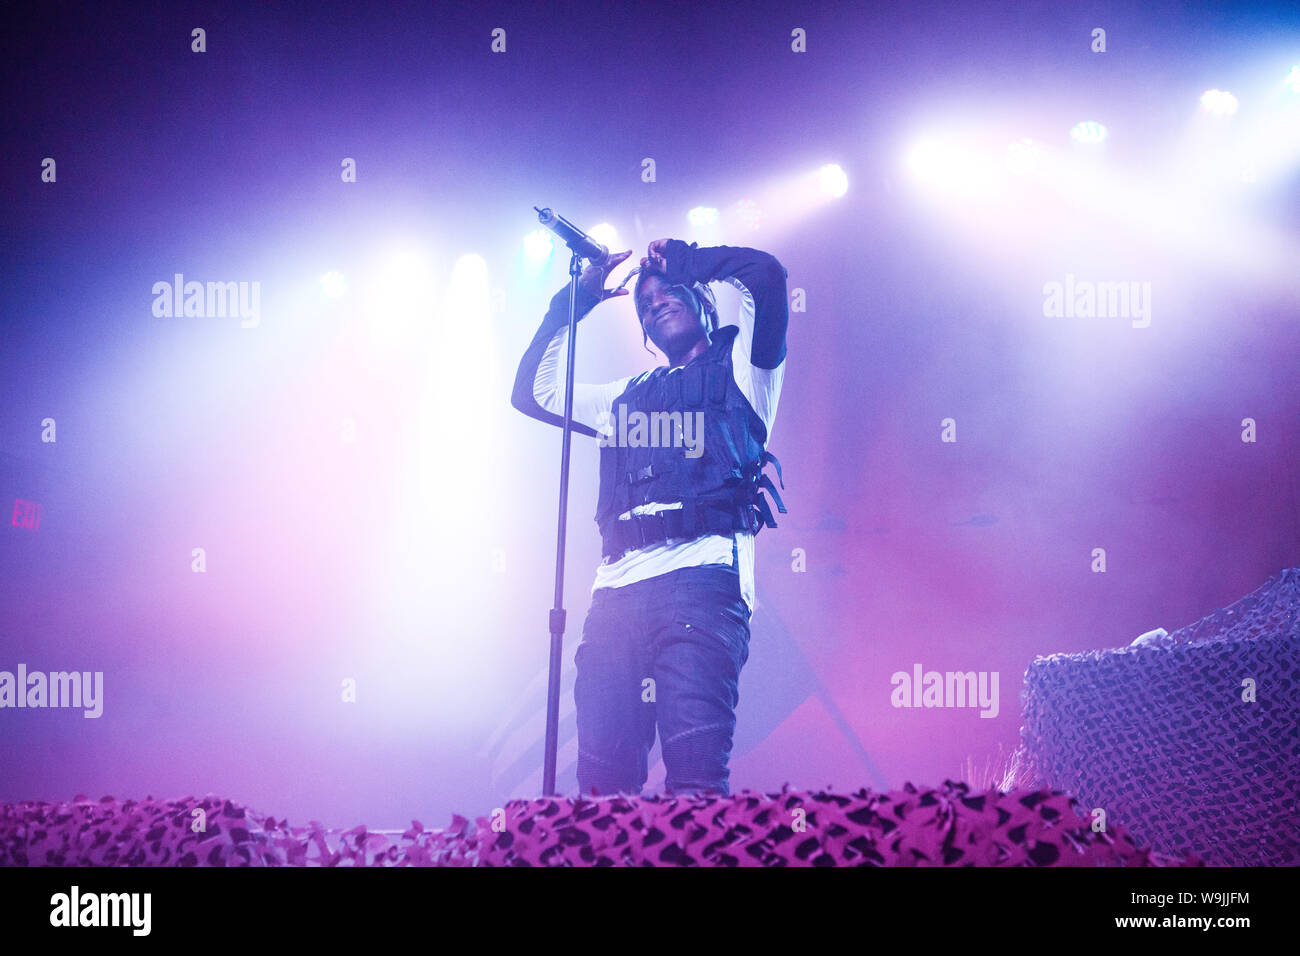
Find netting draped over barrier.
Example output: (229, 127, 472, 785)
(0, 783, 1199, 867)
(1017, 567, 1300, 867)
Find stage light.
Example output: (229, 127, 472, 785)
(523, 228, 554, 260)
(427, 252, 495, 449)
(589, 223, 618, 247)
(454, 253, 489, 278)
(1224, 108, 1300, 189)
(734, 198, 762, 231)
(1069, 121, 1108, 145)
(688, 206, 719, 226)
(904, 137, 1001, 195)
(1005, 138, 1044, 175)
(818, 163, 849, 198)
(1287, 66, 1300, 93)
(366, 244, 439, 345)
(320, 270, 348, 298)
(1200, 89, 1239, 116)
(904, 139, 948, 181)
(903, 132, 1036, 205)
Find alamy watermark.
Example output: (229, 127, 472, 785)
(0, 665, 103, 718)
(890, 663, 999, 718)
(1042, 274, 1152, 328)
(152, 273, 260, 328)
(50, 886, 150, 935)
(596, 407, 704, 459)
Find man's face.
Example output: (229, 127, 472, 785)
(636, 274, 707, 353)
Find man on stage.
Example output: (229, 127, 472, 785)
(511, 237, 789, 796)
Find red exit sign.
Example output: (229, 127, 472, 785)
(11, 499, 43, 530)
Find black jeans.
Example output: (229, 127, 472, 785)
(575, 562, 751, 797)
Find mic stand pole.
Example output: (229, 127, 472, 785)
(543, 249, 583, 797)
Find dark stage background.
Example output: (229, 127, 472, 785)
(2, 0, 1297, 828)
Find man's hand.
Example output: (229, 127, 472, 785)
(640, 238, 672, 275)
(578, 249, 634, 302)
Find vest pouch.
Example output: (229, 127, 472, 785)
(681, 364, 705, 408)
(707, 364, 728, 407)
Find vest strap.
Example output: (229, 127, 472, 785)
(761, 449, 784, 489)
(602, 498, 750, 561)
(757, 474, 787, 516)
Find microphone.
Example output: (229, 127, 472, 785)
(533, 206, 608, 265)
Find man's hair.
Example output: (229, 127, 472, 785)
(632, 270, 719, 354)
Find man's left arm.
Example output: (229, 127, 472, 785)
(657, 240, 789, 370)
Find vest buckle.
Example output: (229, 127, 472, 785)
(636, 511, 665, 549)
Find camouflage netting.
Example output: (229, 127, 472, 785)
(1016, 567, 1300, 866)
(0, 783, 1200, 866)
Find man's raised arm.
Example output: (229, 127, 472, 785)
(511, 251, 638, 437)
(657, 240, 789, 370)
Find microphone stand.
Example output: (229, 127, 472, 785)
(542, 248, 584, 797)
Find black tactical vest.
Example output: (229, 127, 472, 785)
(595, 324, 786, 561)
